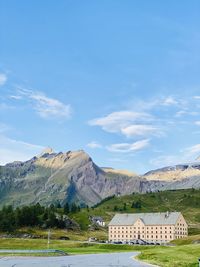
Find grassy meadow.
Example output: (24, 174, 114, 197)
(0, 188, 200, 266)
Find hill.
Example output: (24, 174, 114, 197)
(73, 188, 200, 234)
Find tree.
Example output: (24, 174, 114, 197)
(114, 205, 118, 211)
(131, 200, 142, 209)
(71, 203, 78, 213)
(123, 203, 127, 211)
(64, 203, 70, 214)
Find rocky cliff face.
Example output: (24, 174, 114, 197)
(1, 149, 200, 208)
(0, 149, 147, 207)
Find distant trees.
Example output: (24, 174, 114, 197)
(64, 203, 70, 214)
(0, 201, 81, 232)
(131, 200, 142, 209)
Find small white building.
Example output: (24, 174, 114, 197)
(108, 212, 188, 244)
(90, 216, 105, 227)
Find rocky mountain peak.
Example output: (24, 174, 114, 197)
(38, 147, 54, 158)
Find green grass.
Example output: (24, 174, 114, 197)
(137, 244, 200, 267)
(14, 227, 108, 241)
(0, 238, 200, 266)
(171, 234, 200, 246)
(74, 189, 200, 233)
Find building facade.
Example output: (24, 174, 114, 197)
(108, 212, 188, 244)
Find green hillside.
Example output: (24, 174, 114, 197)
(73, 188, 200, 234)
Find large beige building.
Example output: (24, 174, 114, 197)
(108, 212, 188, 244)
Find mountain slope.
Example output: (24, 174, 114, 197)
(1, 149, 200, 208)
(143, 162, 200, 191)
(0, 149, 146, 207)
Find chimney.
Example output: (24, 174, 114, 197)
(165, 211, 169, 218)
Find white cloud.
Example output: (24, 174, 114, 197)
(150, 155, 182, 168)
(162, 96, 178, 106)
(87, 141, 102, 149)
(175, 110, 199, 118)
(121, 125, 159, 137)
(0, 135, 44, 165)
(184, 143, 200, 157)
(10, 95, 23, 100)
(0, 73, 7, 86)
(151, 143, 200, 168)
(193, 96, 200, 100)
(16, 87, 71, 119)
(195, 121, 200, 126)
(106, 139, 150, 153)
(88, 110, 156, 138)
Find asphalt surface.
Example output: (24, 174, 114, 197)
(0, 252, 153, 266)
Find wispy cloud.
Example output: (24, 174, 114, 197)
(149, 155, 182, 168)
(121, 125, 160, 138)
(14, 87, 72, 119)
(88, 110, 157, 138)
(87, 141, 102, 149)
(0, 134, 44, 165)
(184, 143, 200, 158)
(151, 142, 200, 168)
(161, 96, 178, 106)
(193, 96, 200, 100)
(89, 111, 153, 133)
(175, 109, 199, 118)
(106, 139, 150, 153)
(0, 73, 7, 86)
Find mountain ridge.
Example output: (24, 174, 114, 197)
(0, 149, 200, 207)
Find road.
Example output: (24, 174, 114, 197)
(0, 252, 154, 266)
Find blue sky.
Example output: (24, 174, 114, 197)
(1, 1, 200, 173)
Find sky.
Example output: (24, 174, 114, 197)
(1, 1, 200, 174)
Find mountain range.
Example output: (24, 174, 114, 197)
(0, 148, 200, 207)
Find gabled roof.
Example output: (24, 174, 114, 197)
(108, 212, 182, 226)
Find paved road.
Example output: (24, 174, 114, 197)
(0, 252, 153, 266)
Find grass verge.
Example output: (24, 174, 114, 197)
(0, 238, 200, 266)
